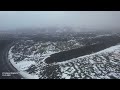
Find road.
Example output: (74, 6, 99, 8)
(0, 39, 24, 79)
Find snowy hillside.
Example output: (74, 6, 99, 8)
(8, 42, 120, 79)
(7, 31, 120, 79)
(8, 39, 83, 79)
(37, 45, 120, 79)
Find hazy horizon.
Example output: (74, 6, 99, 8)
(0, 11, 120, 31)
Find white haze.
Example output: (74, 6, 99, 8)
(0, 11, 120, 31)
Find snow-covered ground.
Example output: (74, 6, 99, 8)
(52, 45, 120, 79)
(8, 39, 120, 79)
(37, 44, 120, 79)
(8, 46, 39, 79)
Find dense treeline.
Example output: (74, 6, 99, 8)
(45, 35, 120, 64)
(31, 35, 69, 42)
(31, 33, 97, 42)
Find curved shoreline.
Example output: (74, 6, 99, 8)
(7, 39, 120, 79)
(8, 43, 39, 79)
(3, 41, 24, 79)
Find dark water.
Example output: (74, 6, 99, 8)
(0, 40, 13, 78)
(45, 35, 120, 64)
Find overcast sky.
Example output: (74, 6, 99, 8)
(0, 11, 120, 31)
